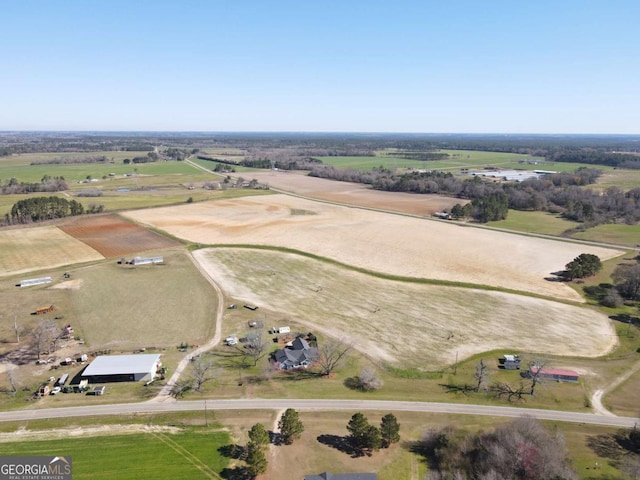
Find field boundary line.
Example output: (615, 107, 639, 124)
(150, 431, 222, 479)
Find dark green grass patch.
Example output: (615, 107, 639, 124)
(0, 428, 230, 480)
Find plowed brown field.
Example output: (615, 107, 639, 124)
(59, 214, 180, 258)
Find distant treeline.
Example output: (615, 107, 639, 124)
(309, 165, 640, 226)
(390, 152, 450, 161)
(197, 154, 322, 171)
(30, 155, 109, 165)
(7, 196, 83, 224)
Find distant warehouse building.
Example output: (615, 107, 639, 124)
(81, 354, 162, 383)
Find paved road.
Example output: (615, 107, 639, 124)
(0, 399, 637, 428)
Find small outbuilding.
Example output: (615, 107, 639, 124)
(529, 366, 579, 383)
(81, 354, 162, 383)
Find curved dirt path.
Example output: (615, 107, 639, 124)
(149, 251, 225, 402)
(591, 359, 640, 416)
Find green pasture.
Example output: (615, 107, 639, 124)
(488, 210, 580, 236)
(190, 156, 256, 173)
(0, 428, 230, 479)
(311, 149, 602, 174)
(0, 151, 148, 168)
(572, 223, 640, 247)
(592, 168, 640, 191)
(0, 156, 200, 184)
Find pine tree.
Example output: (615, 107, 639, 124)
(245, 441, 268, 477)
(380, 413, 400, 448)
(278, 408, 304, 445)
(248, 423, 270, 450)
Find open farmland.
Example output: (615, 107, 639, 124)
(59, 214, 181, 258)
(232, 169, 464, 216)
(123, 194, 623, 301)
(68, 251, 217, 349)
(0, 225, 103, 277)
(193, 248, 615, 368)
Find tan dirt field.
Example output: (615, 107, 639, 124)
(243, 170, 464, 216)
(123, 194, 622, 302)
(0, 226, 103, 278)
(192, 248, 616, 367)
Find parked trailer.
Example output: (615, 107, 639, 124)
(33, 305, 56, 315)
(17, 277, 52, 288)
(129, 256, 163, 266)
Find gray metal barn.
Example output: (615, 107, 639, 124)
(81, 354, 161, 383)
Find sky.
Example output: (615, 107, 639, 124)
(1, 1, 639, 133)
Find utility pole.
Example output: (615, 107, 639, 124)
(14, 316, 19, 343)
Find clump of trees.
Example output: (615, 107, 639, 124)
(8, 196, 83, 224)
(564, 253, 603, 280)
(346, 412, 400, 456)
(1, 176, 67, 195)
(417, 416, 577, 479)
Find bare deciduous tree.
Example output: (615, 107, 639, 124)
(474, 359, 489, 392)
(30, 320, 59, 359)
(492, 381, 527, 402)
(356, 366, 384, 391)
(419, 417, 577, 480)
(528, 358, 548, 396)
(243, 331, 269, 367)
(315, 339, 352, 376)
(189, 356, 218, 392)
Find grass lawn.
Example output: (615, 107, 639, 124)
(0, 427, 230, 479)
(69, 251, 216, 350)
(488, 210, 580, 236)
(592, 168, 640, 192)
(572, 223, 640, 248)
(0, 152, 150, 183)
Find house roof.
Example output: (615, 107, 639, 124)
(304, 473, 378, 480)
(82, 354, 161, 376)
(274, 347, 317, 365)
(292, 337, 310, 350)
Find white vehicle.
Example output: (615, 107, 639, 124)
(50, 387, 61, 395)
(225, 335, 238, 346)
